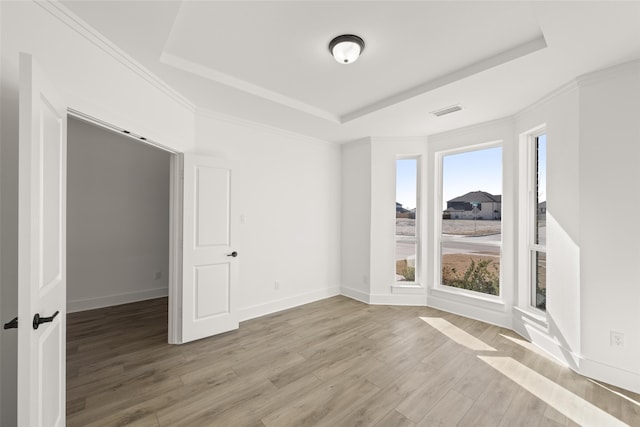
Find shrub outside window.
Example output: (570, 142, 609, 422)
(439, 146, 502, 296)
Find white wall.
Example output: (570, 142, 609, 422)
(428, 61, 640, 392)
(340, 137, 429, 305)
(2, 5, 639, 422)
(340, 139, 372, 302)
(67, 118, 170, 312)
(514, 83, 581, 368)
(1, 2, 194, 424)
(194, 112, 341, 321)
(577, 62, 640, 391)
(338, 63, 640, 393)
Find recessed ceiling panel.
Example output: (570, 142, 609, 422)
(162, 1, 544, 119)
(59, 1, 640, 142)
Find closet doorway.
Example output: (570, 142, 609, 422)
(66, 113, 180, 334)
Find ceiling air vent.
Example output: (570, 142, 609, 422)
(431, 104, 463, 117)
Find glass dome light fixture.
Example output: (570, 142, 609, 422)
(329, 34, 365, 64)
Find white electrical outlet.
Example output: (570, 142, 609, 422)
(274, 280, 280, 290)
(610, 331, 624, 347)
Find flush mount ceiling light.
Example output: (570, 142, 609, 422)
(329, 34, 365, 64)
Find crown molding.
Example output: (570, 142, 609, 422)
(428, 116, 515, 143)
(341, 137, 373, 149)
(196, 107, 337, 147)
(369, 136, 428, 144)
(515, 79, 579, 118)
(576, 58, 640, 88)
(37, 0, 196, 113)
(342, 35, 548, 124)
(161, 52, 339, 124)
(517, 59, 640, 119)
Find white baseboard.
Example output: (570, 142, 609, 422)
(369, 293, 426, 306)
(340, 286, 370, 304)
(238, 287, 340, 322)
(67, 288, 168, 313)
(341, 287, 427, 306)
(427, 293, 511, 329)
(579, 357, 640, 395)
(512, 309, 640, 394)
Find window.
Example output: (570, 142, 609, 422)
(531, 134, 547, 310)
(396, 158, 419, 283)
(439, 146, 502, 296)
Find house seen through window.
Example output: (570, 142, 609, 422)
(440, 146, 502, 296)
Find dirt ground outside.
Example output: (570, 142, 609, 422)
(442, 219, 501, 236)
(396, 218, 502, 237)
(442, 254, 499, 275)
(442, 253, 500, 295)
(395, 217, 546, 297)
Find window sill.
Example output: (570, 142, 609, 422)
(513, 306, 548, 330)
(429, 286, 505, 312)
(391, 283, 425, 294)
(440, 236, 502, 247)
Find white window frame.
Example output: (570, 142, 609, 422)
(394, 155, 421, 287)
(516, 124, 548, 317)
(528, 131, 547, 312)
(434, 141, 503, 301)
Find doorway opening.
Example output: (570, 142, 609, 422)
(66, 110, 182, 343)
(64, 110, 184, 421)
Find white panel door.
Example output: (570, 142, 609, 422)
(182, 155, 238, 343)
(17, 53, 66, 427)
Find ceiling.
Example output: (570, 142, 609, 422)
(61, 1, 640, 143)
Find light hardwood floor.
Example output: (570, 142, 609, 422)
(67, 296, 640, 426)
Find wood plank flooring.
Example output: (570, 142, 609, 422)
(67, 296, 640, 426)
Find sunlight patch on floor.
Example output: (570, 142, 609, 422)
(479, 356, 629, 427)
(420, 317, 496, 352)
(499, 333, 564, 365)
(587, 379, 640, 408)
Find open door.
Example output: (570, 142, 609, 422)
(17, 53, 66, 426)
(181, 154, 238, 343)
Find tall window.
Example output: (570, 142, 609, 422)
(396, 158, 418, 283)
(531, 134, 547, 310)
(440, 146, 502, 296)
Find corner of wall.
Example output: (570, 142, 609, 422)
(340, 286, 370, 304)
(340, 139, 372, 299)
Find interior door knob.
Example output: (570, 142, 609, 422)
(227, 251, 238, 257)
(33, 311, 59, 330)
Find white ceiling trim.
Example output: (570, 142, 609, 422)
(40, 0, 196, 112)
(341, 36, 548, 123)
(196, 107, 337, 147)
(576, 58, 640, 89)
(515, 79, 578, 119)
(161, 34, 546, 126)
(160, 51, 340, 123)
